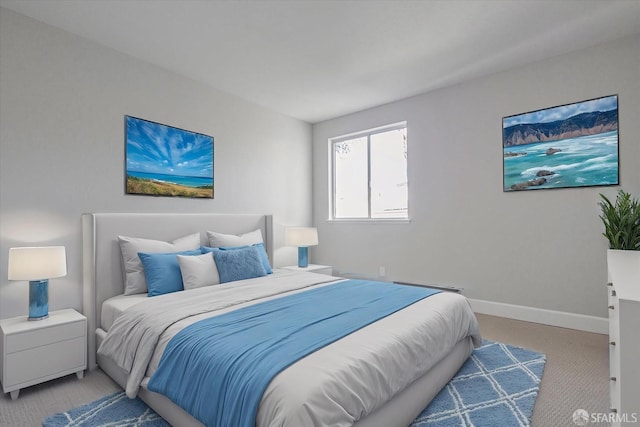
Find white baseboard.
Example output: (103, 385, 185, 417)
(469, 298, 608, 335)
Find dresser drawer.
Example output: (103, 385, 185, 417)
(6, 321, 85, 354)
(4, 336, 85, 388)
(609, 303, 619, 341)
(610, 373, 621, 412)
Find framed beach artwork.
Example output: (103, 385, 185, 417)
(125, 116, 214, 198)
(503, 95, 619, 192)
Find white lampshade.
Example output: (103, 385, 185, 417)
(8, 246, 67, 281)
(285, 227, 318, 247)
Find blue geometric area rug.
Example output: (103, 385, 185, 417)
(43, 340, 545, 427)
(410, 340, 546, 427)
(42, 392, 169, 427)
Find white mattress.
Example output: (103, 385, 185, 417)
(101, 293, 148, 331)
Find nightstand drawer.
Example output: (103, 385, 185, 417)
(6, 321, 85, 354)
(4, 336, 85, 387)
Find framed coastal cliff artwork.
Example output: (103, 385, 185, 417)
(503, 95, 619, 192)
(125, 116, 214, 198)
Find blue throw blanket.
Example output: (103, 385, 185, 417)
(147, 280, 440, 427)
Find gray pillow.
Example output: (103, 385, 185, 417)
(206, 229, 264, 247)
(118, 233, 200, 295)
(177, 252, 221, 290)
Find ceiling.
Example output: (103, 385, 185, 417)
(2, 0, 639, 123)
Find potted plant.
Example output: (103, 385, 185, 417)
(599, 190, 640, 297)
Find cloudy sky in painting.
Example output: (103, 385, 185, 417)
(126, 116, 213, 178)
(503, 95, 617, 128)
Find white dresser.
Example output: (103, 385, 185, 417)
(608, 281, 640, 424)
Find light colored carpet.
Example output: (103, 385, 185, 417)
(0, 313, 608, 427)
(0, 368, 120, 427)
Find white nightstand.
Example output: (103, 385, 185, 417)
(282, 264, 333, 276)
(0, 308, 86, 400)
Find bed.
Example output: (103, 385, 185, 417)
(82, 213, 481, 427)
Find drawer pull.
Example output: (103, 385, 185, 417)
(610, 376, 617, 381)
(611, 408, 618, 413)
(611, 290, 616, 297)
(607, 282, 613, 287)
(610, 341, 616, 346)
(608, 305, 615, 310)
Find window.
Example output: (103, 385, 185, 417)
(330, 122, 408, 220)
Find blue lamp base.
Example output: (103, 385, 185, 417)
(298, 246, 309, 268)
(28, 279, 49, 321)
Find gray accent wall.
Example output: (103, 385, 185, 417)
(0, 9, 312, 319)
(312, 34, 640, 319)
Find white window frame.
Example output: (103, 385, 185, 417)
(328, 121, 409, 222)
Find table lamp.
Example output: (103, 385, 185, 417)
(285, 227, 318, 268)
(8, 246, 67, 320)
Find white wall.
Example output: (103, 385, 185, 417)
(312, 35, 640, 319)
(0, 9, 312, 319)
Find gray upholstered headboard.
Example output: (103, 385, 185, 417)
(82, 213, 273, 369)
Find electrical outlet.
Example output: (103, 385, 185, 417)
(379, 266, 386, 277)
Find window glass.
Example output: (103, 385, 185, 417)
(330, 123, 408, 220)
(370, 128, 408, 219)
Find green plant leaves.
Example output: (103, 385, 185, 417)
(599, 190, 640, 250)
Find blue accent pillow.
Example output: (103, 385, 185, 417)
(212, 246, 267, 284)
(201, 242, 272, 274)
(138, 250, 202, 297)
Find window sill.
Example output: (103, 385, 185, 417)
(326, 218, 411, 224)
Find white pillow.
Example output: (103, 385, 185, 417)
(178, 252, 220, 290)
(118, 233, 200, 295)
(206, 229, 264, 247)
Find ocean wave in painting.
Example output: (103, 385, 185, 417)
(504, 130, 618, 190)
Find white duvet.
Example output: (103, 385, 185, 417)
(98, 270, 481, 427)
